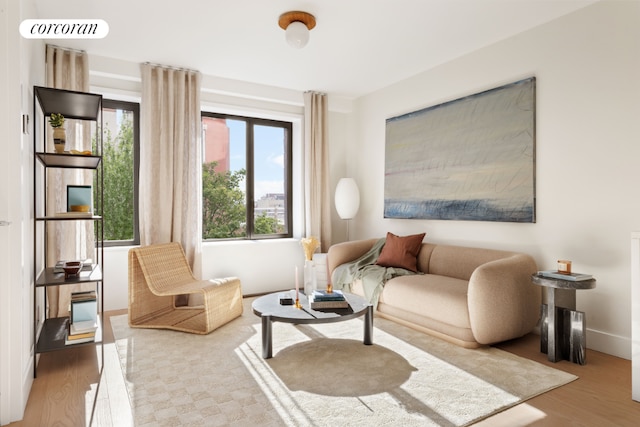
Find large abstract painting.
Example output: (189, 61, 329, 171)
(384, 77, 536, 222)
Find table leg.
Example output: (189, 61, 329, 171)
(563, 308, 587, 365)
(261, 314, 273, 359)
(363, 305, 373, 345)
(542, 287, 585, 364)
(545, 288, 561, 362)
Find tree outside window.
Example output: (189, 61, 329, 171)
(94, 99, 140, 246)
(201, 113, 292, 240)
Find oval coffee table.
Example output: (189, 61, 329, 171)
(252, 291, 373, 359)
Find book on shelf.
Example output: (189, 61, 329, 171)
(311, 289, 345, 301)
(71, 290, 97, 301)
(66, 330, 96, 341)
(65, 330, 96, 345)
(538, 270, 593, 281)
(70, 293, 97, 324)
(70, 319, 98, 335)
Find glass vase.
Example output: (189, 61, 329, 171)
(303, 259, 317, 296)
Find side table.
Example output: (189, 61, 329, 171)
(531, 274, 596, 365)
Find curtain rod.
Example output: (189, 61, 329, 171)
(305, 90, 327, 96)
(46, 44, 86, 55)
(142, 62, 199, 74)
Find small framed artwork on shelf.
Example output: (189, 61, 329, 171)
(67, 185, 92, 214)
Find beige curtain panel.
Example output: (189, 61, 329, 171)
(139, 63, 203, 278)
(304, 91, 332, 252)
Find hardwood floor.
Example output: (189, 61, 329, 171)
(9, 309, 132, 427)
(9, 308, 640, 426)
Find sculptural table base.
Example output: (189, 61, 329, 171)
(532, 274, 596, 366)
(540, 303, 586, 365)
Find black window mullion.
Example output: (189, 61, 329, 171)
(284, 124, 293, 236)
(246, 119, 255, 239)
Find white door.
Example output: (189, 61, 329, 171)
(0, 0, 11, 422)
(632, 233, 640, 402)
(0, 138, 9, 426)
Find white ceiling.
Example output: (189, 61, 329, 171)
(33, 0, 597, 99)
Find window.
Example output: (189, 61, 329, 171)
(97, 99, 140, 246)
(201, 112, 292, 240)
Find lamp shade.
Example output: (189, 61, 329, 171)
(285, 21, 310, 48)
(335, 178, 360, 220)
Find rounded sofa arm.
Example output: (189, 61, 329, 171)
(467, 254, 541, 345)
(327, 238, 378, 278)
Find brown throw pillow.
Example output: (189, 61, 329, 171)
(376, 232, 426, 272)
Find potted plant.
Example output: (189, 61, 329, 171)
(49, 113, 66, 153)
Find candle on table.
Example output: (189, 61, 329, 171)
(295, 266, 299, 299)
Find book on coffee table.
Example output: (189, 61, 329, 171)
(309, 298, 350, 309)
(309, 290, 349, 309)
(311, 289, 345, 301)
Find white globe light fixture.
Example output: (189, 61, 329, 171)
(279, 11, 316, 49)
(285, 21, 310, 48)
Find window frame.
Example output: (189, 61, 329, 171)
(101, 98, 141, 247)
(201, 111, 293, 241)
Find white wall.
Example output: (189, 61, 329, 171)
(1, 0, 43, 423)
(349, 0, 640, 359)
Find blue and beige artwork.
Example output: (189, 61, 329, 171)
(384, 77, 536, 223)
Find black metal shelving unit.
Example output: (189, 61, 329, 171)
(32, 86, 104, 377)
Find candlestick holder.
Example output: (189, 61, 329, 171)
(295, 298, 302, 309)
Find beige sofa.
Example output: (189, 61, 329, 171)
(327, 238, 540, 348)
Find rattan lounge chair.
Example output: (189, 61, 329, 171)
(128, 242, 243, 334)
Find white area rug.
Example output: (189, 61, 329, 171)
(111, 298, 576, 426)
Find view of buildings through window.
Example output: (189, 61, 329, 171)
(201, 113, 292, 240)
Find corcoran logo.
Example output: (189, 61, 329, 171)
(20, 19, 109, 39)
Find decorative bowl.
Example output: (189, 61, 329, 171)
(63, 261, 82, 279)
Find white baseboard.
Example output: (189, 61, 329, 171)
(587, 328, 630, 360)
(529, 325, 630, 360)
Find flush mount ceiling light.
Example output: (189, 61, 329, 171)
(278, 11, 316, 49)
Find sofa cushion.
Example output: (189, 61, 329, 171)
(379, 274, 471, 329)
(376, 232, 425, 272)
(428, 245, 516, 281)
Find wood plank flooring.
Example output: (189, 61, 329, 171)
(8, 307, 640, 426)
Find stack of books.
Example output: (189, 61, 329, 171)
(65, 290, 98, 345)
(538, 270, 593, 281)
(309, 289, 349, 309)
